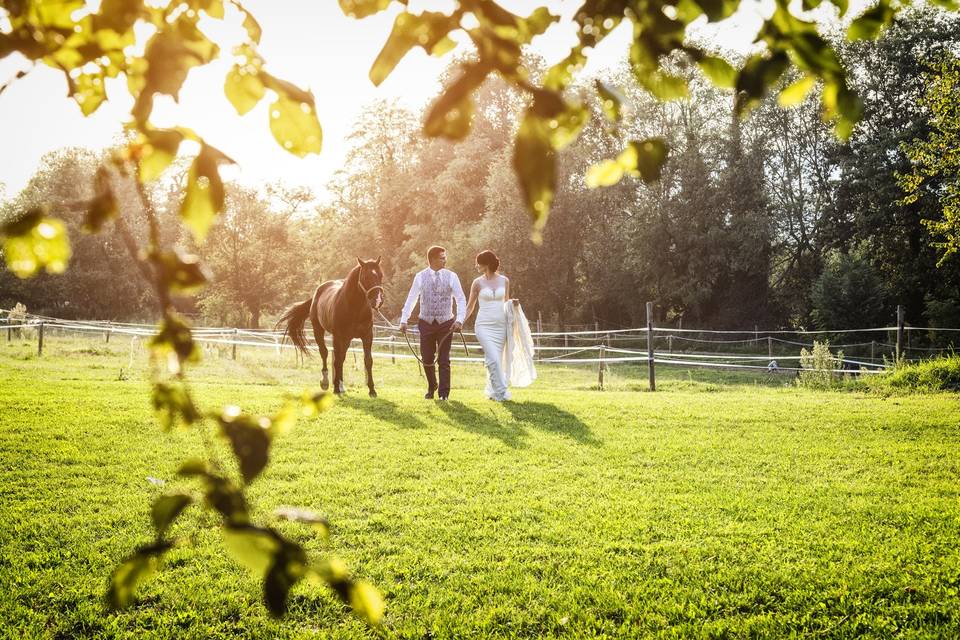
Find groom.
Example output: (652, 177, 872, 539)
(399, 246, 467, 400)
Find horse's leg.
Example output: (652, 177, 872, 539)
(310, 311, 329, 390)
(318, 329, 330, 390)
(362, 331, 376, 398)
(332, 335, 348, 394)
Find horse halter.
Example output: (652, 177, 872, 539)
(357, 268, 385, 309)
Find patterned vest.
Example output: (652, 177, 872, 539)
(420, 270, 452, 323)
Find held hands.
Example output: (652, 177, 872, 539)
(452, 321, 463, 332)
(399, 322, 408, 334)
(511, 299, 520, 307)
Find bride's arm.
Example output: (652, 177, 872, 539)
(464, 279, 480, 322)
(504, 276, 517, 306)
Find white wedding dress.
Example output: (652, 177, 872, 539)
(475, 285, 537, 401)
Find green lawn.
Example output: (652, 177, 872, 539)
(1, 333, 959, 638)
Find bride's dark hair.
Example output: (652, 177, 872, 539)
(476, 250, 500, 272)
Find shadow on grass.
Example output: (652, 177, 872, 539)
(437, 400, 601, 448)
(338, 396, 427, 430)
(504, 401, 601, 447)
(437, 400, 526, 448)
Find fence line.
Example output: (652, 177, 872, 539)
(4, 309, 958, 381)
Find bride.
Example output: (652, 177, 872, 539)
(464, 250, 537, 401)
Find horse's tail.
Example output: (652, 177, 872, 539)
(275, 297, 312, 356)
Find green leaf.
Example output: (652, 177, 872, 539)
(698, 56, 737, 89)
(71, 72, 107, 116)
(692, 0, 739, 21)
(152, 381, 201, 430)
(544, 48, 586, 91)
(178, 458, 208, 476)
(300, 390, 334, 417)
(822, 79, 863, 140)
(218, 406, 273, 484)
(513, 108, 555, 234)
(271, 401, 298, 436)
(152, 493, 192, 538)
(268, 93, 323, 157)
(586, 138, 669, 188)
(181, 144, 232, 243)
(585, 159, 624, 188)
(2, 208, 71, 278)
(223, 524, 281, 575)
(203, 474, 250, 524)
(847, 1, 894, 41)
(595, 80, 625, 122)
(136, 129, 184, 183)
(348, 581, 385, 625)
(106, 542, 172, 610)
(778, 74, 816, 107)
(149, 313, 198, 374)
(84, 167, 118, 233)
(239, 7, 262, 43)
(829, 0, 850, 16)
(149, 249, 210, 294)
(544, 102, 587, 150)
(339, 0, 393, 18)
(735, 51, 790, 115)
(369, 11, 456, 86)
(635, 63, 689, 101)
(629, 138, 669, 183)
(263, 538, 308, 617)
(424, 65, 487, 140)
(802, 0, 825, 9)
(224, 64, 265, 116)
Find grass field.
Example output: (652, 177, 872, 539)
(2, 332, 960, 638)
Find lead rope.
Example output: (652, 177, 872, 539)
(373, 308, 469, 364)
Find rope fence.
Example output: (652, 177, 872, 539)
(5, 305, 957, 385)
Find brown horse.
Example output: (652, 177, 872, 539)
(276, 258, 384, 396)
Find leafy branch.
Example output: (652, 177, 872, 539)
(344, 0, 950, 236)
(0, 0, 381, 624)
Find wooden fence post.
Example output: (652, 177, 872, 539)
(768, 336, 773, 358)
(6, 315, 10, 342)
(232, 328, 238, 361)
(668, 334, 673, 353)
(537, 311, 542, 361)
(871, 340, 875, 362)
(390, 335, 396, 364)
(646, 301, 656, 392)
(105, 321, 111, 344)
(38, 322, 44, 356)
(896, 305, 904, 361)
(598, 344, 605, 390)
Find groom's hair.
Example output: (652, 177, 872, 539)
(427, 245, 446, 262)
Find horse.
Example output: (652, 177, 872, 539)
(276, 257, 384, 396)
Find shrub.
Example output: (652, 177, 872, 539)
(868, 355, 960, 392)
(798, 341, 845, 389)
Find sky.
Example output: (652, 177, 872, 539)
(0, 0, 853, 201)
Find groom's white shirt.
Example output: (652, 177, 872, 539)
(400, 268, 467, 325)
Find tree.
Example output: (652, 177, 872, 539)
(831, 8, 960, 326)
(900, 55, 960, 265)
(810, 248, 888, 330)
(198, 183, 313, 328)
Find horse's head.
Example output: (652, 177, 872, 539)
(356, 256, 384, 310)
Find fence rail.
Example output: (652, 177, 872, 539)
(5, 306, 958, 387)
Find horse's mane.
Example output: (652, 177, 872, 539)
(343, 263, 361, 288)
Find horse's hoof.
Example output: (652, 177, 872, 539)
(369, 390, 377, 398)
(321, 380, 329, 390)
